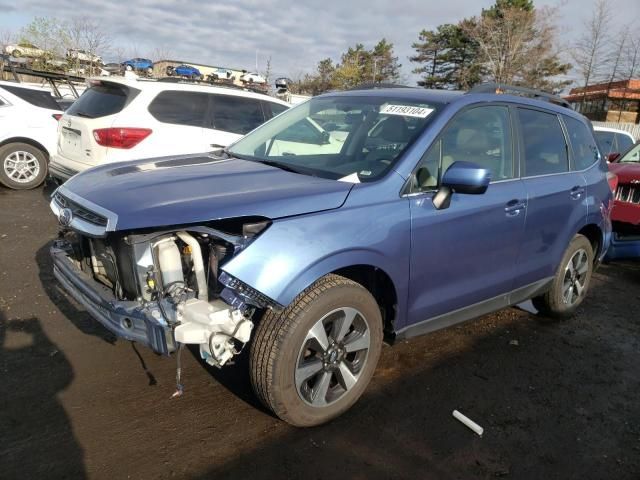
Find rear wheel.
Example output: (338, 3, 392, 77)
(250, 274, 383, 426)
(0, 143, 48, 190)
(125, 64, 133, 71)
(532, 234, 594, 318)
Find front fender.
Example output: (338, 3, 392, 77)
(221, 185, 411, 325)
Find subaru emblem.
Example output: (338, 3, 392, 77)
(59, 208, 73, 227)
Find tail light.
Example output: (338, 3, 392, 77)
(607, 171, 618, 193)
(93, 128, 152, 149)
(52, 114, 62, 121)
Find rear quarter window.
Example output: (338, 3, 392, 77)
(66, 83, 136, 118)
(148, 90, 208, 127)
(563, 116, 600, 170)
(0, 84, 61, 110)
(594, 131, 615, 155)
(268, 102, 289, 117)
(615, 133, 634, 152)
(518, 108, 568, 177)
(210, 95, 266, 135)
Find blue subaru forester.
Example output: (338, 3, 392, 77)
(50, 84, 612, 426)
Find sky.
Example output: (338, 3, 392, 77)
(0, 0, 639, 84)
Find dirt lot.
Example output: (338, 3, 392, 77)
(0, 185, 639, 480)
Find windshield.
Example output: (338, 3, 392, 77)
(619, 143, 640, 163)
(228, 95, 441, 181)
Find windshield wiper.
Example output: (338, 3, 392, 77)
(259, 159, 305, 175)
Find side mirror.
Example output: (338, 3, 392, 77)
(606, 152, 621, 163)
(433, 161, 491, 210)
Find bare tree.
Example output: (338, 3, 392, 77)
(113, 46, 127, 64)
(616, 34, 640, 121)
(21, 17, 66, 58)
(261, 56, 273, 86)
(463, 5, 569, 91)
(571, 0, 612, 105)
(0, 29, 15, 50)
(150, 46, 173, 61)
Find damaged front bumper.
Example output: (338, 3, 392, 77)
(51, 240, 176, 355)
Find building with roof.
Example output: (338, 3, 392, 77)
(564, 79, 640, 124)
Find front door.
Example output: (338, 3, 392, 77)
(406, 104, 527, 327)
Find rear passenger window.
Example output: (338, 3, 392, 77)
(1, 84, 61, 110)
(563, 116, 600, 170)
(518, 108, 568, 176)
(148, 91, 208, 127)
(210, 95, 265, 135)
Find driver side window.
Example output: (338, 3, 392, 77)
(412, 106, 514, 192)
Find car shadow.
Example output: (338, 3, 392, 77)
(189, 262, 640, 480)
(35, 241, 116, 346)
(187, 343, 273, 415)
(0, 310, 87, 479)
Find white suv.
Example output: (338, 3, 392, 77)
(0, 81, 62, 189)
(49, 78, 290, 181)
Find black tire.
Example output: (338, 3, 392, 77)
(532, 234, 594, 318)
(125, 64, 133, 71)
(12, 49, 22, 58)
(250, 274, 383, 427)
(0, 142, 48, 190)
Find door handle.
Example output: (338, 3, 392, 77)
(505, 199, 526, 217)
(570, 186, 585, 200)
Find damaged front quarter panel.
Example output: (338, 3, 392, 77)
(51, 210, 280, 368)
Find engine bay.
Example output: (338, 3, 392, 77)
(59, 220, 276, 369)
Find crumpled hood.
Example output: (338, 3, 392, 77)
(61, 154, 353, 231)
(609, 162, 640, 184)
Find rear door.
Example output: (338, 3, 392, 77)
(206, 94, 267, 147)
(145, 90, 208, 155)
(514, 107, 587, 288)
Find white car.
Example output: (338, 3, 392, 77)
(240, 72, 266, 84)
(0, 81, 62, 189)
(4, 43, 47, 58)
(67, 49, 103, 65)
(593, 125, 635, 160)
(48, 78, 290, 181)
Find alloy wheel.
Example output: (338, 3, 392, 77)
(562, 248, 589, 306)
(3, 151, 40, 184)
(295, 307, 371, 407)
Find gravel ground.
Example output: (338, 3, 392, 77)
(0, 185, 639, 480)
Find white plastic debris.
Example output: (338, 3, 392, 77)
(453, 410, 484, 436)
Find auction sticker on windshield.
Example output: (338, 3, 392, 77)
(380, 104, 434, 118)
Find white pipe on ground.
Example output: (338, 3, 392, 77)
(452, 410, 484, 437)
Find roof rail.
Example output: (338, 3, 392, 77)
(468, 82, 572, 109)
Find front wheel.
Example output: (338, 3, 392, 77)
(0, 143, 48, 189)
(532, 234, 594, 318)
(250, 274, 383, 426)
(125, 64, 133, 71)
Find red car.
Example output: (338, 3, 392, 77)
(607, 142, 640, 259)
